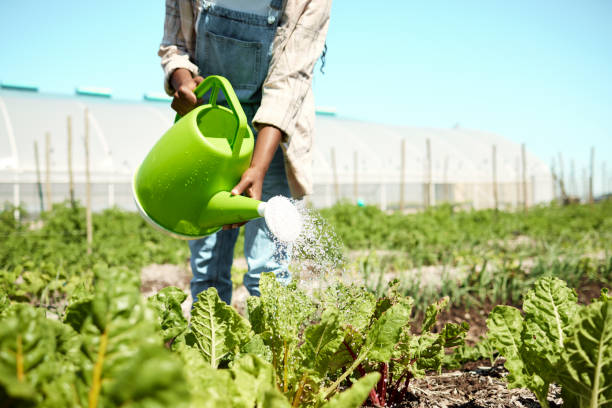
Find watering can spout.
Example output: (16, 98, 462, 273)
(200, 191, 264, 228)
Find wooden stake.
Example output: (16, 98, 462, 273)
(492, 145, 498, 210)
(515, 158, 520, 209)
(331, 148, 339, 203)
(85, 109, 93, 255)
(589, 147, 594, 204)
(400, 139, 405, 211)
(521, 144, 527, 212)
(425, 138, 432, 209)
(67, 116, 75, 206)
(443, 156, 449, 203)
(45, 132, 52, 211)
(34, 141, 44, 213)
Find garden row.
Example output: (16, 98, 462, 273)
(1, 266, 609, 407)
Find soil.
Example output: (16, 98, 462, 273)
(383, 361, 563, 408)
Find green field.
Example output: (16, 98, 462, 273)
(1, 200, 610, 407)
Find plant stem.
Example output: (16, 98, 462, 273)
(88, 329, 108, 408)
(343, 341, 380, 405)
(284, 339, 289, 393)
(16, 334, 24, 382)
(377, 363, 388, 406)
(343, 340, 366, 376)
(291, 373, 308, 408)
(321, 351, 366, 400)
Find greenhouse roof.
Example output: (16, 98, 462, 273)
(0, 88, 550, 184)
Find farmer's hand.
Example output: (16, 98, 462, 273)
(170, 68, 204, 116)
(224, 125, 283, 230)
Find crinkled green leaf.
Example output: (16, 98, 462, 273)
(522, 276, 578, 371)
(443, 335, 496, 369)
(261, 389, 292, 408)
(422, 296, 449, 332)
(231, 354, 276, 407)
(0, 304, 52, 405)
(239, 333, 272, 363)
(406, 332, 441, 378)
(320, 372, 380, 408)
(322, 283, 376, 333)
(107, 345, 189, 408)
(558, 292, 612, 408)
(258, 273, 315, 342)
(440, 321, 469, 348)
(69, 265, 183, 407)
(147, 286, 188, 343)
(249, 274, 316, 391)
(0, 304, 81, 407)
(487, 305, 549, 405)
(365, 301, 411, 363)
(298, 310, 344, 380)
(321, 300, 411, 400)
(190, 287, 252, 368)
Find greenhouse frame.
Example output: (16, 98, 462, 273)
(0, 86, 554, 214)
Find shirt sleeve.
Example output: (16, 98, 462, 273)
(252, 0, 332, 140)
(158, 0, 200, 96)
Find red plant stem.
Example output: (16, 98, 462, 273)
(342, 341, 381, 407)
(343, 340, 366, 377)
(377, 363, 388, 406)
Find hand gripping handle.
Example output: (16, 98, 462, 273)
(174, 75, 248, 150)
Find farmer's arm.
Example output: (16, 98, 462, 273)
(158, 0, 202, 115)
(252, 0, 332, 141)
(230, 0, 332, 205)
(231, 126, 282, 201)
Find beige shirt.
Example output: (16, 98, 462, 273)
(158, 0, 332, 198)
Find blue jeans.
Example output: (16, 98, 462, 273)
(188, 145, 291, 305)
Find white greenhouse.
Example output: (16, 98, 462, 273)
(0, 85, 554, 214)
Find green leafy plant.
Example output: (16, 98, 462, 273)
(487, 276, 611, 408)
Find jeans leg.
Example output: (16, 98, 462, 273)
(243, 218, 291, 296)
(188, 228, 239, 305)
(243, 146, 292, 296)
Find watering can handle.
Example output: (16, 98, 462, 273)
(174, 75, 249, 150)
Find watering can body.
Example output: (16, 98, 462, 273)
(133, 75, 262, 239)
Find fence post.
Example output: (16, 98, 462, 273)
(515, 157, 520, 209)
(67, 116, 75, 206)
(443, 155, 449, 203)
(85, 109, 93, 255)
(424, 138, 432, 209)
(331, 148, 339, 204)
(45, 132, 52, 211)
(34, 141, 44, 213)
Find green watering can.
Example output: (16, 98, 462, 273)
(133, 75, 265, 239)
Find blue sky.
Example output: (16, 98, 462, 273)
(1, 1, 611, 187)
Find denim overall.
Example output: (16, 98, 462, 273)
(188, 0, 291, 305)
